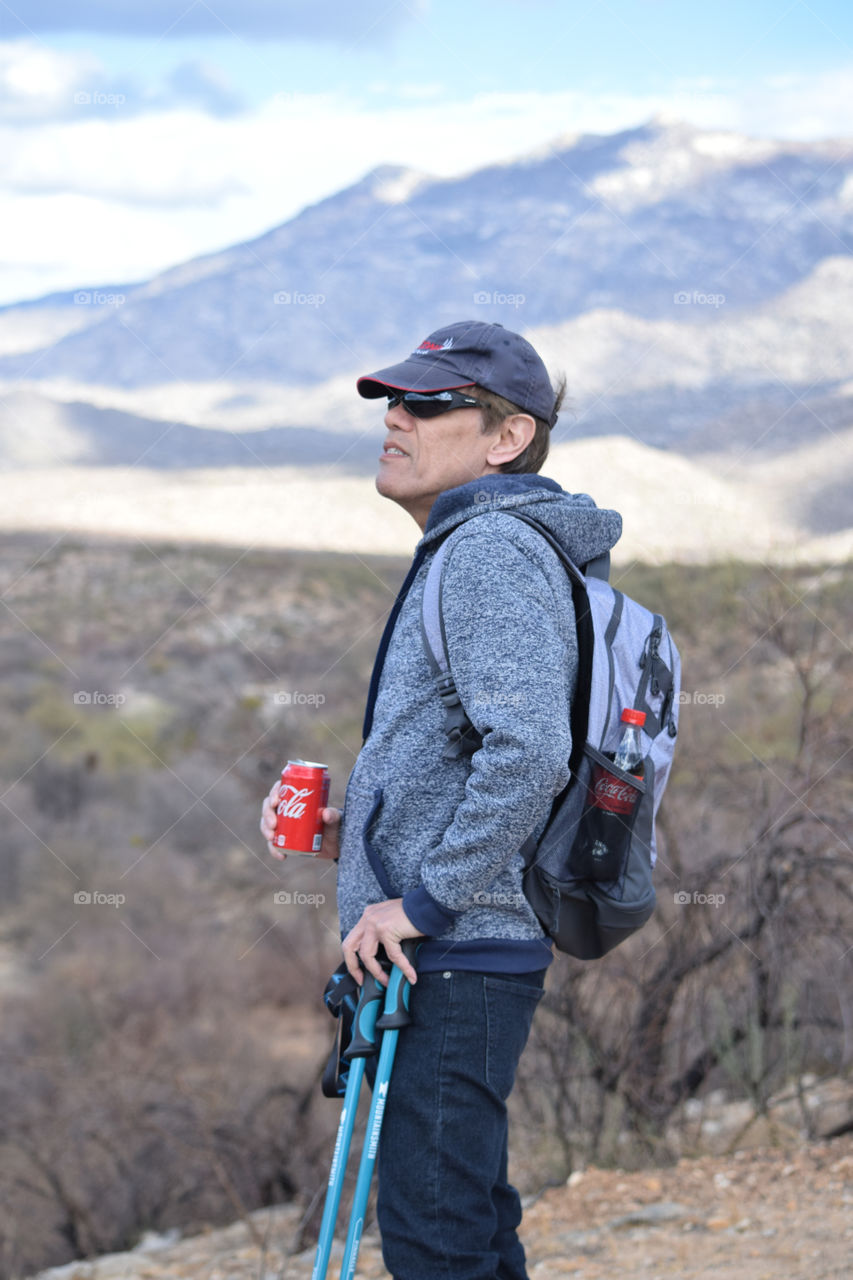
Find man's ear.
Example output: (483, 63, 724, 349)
(484, 413, 536, 467)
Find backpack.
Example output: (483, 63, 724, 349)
(420, 510, 681, 960)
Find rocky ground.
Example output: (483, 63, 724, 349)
(33, 1133, 852, 1280)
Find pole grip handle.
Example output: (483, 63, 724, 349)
(344, 971, 385, 1059)
(376, 939, 420, 1031)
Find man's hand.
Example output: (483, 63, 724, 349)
(260, 778, 341, 861)
(343, 899, 422, 988)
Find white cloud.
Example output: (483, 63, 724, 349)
(0, 40, 110, 121)
(0, 40, 244, 123)
(2, 55, 852, 305)
(737, 66, 853, 140)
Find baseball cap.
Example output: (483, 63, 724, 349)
(357, 321, 559, 426)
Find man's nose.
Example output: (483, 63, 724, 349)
(384, 402, 415, 429)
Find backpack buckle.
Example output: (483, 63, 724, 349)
(436, 673, 461, 707)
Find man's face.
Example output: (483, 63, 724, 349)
(376, 390, 497, 530)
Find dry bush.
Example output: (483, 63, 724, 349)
(515, 562, 853, 1177)
(0, 837, 342, 1277)
(1, 541, 851, 1274)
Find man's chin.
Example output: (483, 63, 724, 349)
(375, 470, 404, 500)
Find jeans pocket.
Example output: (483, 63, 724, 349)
(483, 974, 544, 1100)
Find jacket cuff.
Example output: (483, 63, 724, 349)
(402, 885, 459, 938)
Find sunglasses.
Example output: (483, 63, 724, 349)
(386, 388, 483, 419)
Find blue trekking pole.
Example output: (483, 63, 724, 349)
(338, 939, 419, 1280)
(312, 970, 385, 1280)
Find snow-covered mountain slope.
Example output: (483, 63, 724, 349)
(4, 252, 851, 464)
(0, 387, 381, 469)
(1, 119, 851, 398)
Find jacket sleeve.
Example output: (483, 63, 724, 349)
(401, 526, 577, 931)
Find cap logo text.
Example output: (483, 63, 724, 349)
(412, 337, 454, 355)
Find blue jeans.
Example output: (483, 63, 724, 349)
(374, 968, 545, 1280)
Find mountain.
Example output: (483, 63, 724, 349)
(0, 283, 146, 357)
(526, 255, 853, 448)
(0, 388, 380, 469)
(0, 116, 852, 557)
(1, 119, 852, 402)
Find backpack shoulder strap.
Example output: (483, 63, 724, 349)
(584, 550, 610, 581)
(421, 535, 482, 759)
(420, 536, 453, 679)
(420, 512, 595, 765)
(494, 509, 588, 587)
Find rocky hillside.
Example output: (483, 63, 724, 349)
(31, 1134, 853, 1280)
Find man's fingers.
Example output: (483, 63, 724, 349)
(261, 786, 285, 859)
(360, 949, 389, 988)
(343, 928, 390, 989)
(342, 936, 364, 986)
(384, 940, 417, 985)
(352, 935, 386, 987)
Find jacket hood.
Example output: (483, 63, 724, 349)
(421, 473, 622, 569)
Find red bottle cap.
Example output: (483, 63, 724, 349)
(621, 708, 646, 726)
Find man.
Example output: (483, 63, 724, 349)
(261, 320, 622, 1280)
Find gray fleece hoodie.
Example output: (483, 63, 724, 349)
(337, 472, 622, 974)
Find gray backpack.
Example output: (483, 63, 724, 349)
(421, 511, 681, 960)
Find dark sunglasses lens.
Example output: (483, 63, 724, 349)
(387, 391, 478, 418)
(407, 397, 449, 419)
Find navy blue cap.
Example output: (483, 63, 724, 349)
(357, 320, 558, 426)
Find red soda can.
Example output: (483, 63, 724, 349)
(273, 759, 330, 855)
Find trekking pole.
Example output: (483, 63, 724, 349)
(338, 939, 419, 1280)
(312, 970, 386, 1280)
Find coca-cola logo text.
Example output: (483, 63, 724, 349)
(590, 771, 638, 815)
(277, 785, 314, 819)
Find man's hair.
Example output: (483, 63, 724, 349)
(475, 374, 568, 474)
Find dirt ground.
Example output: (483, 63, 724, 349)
(33, 1133, 852, 1280)
(520, 1135, 853, 1279)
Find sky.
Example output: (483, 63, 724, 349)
(1, 0, 852, 305)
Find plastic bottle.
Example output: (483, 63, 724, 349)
(612, 708, 646, 776)
(575, 709, 646, 881)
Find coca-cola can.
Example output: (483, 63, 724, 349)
(588, 764, 640, 815)
(273, 759, 330, 855)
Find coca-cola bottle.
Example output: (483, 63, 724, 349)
(612, 708, 645, 775)
(574, 709, 646, 881)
